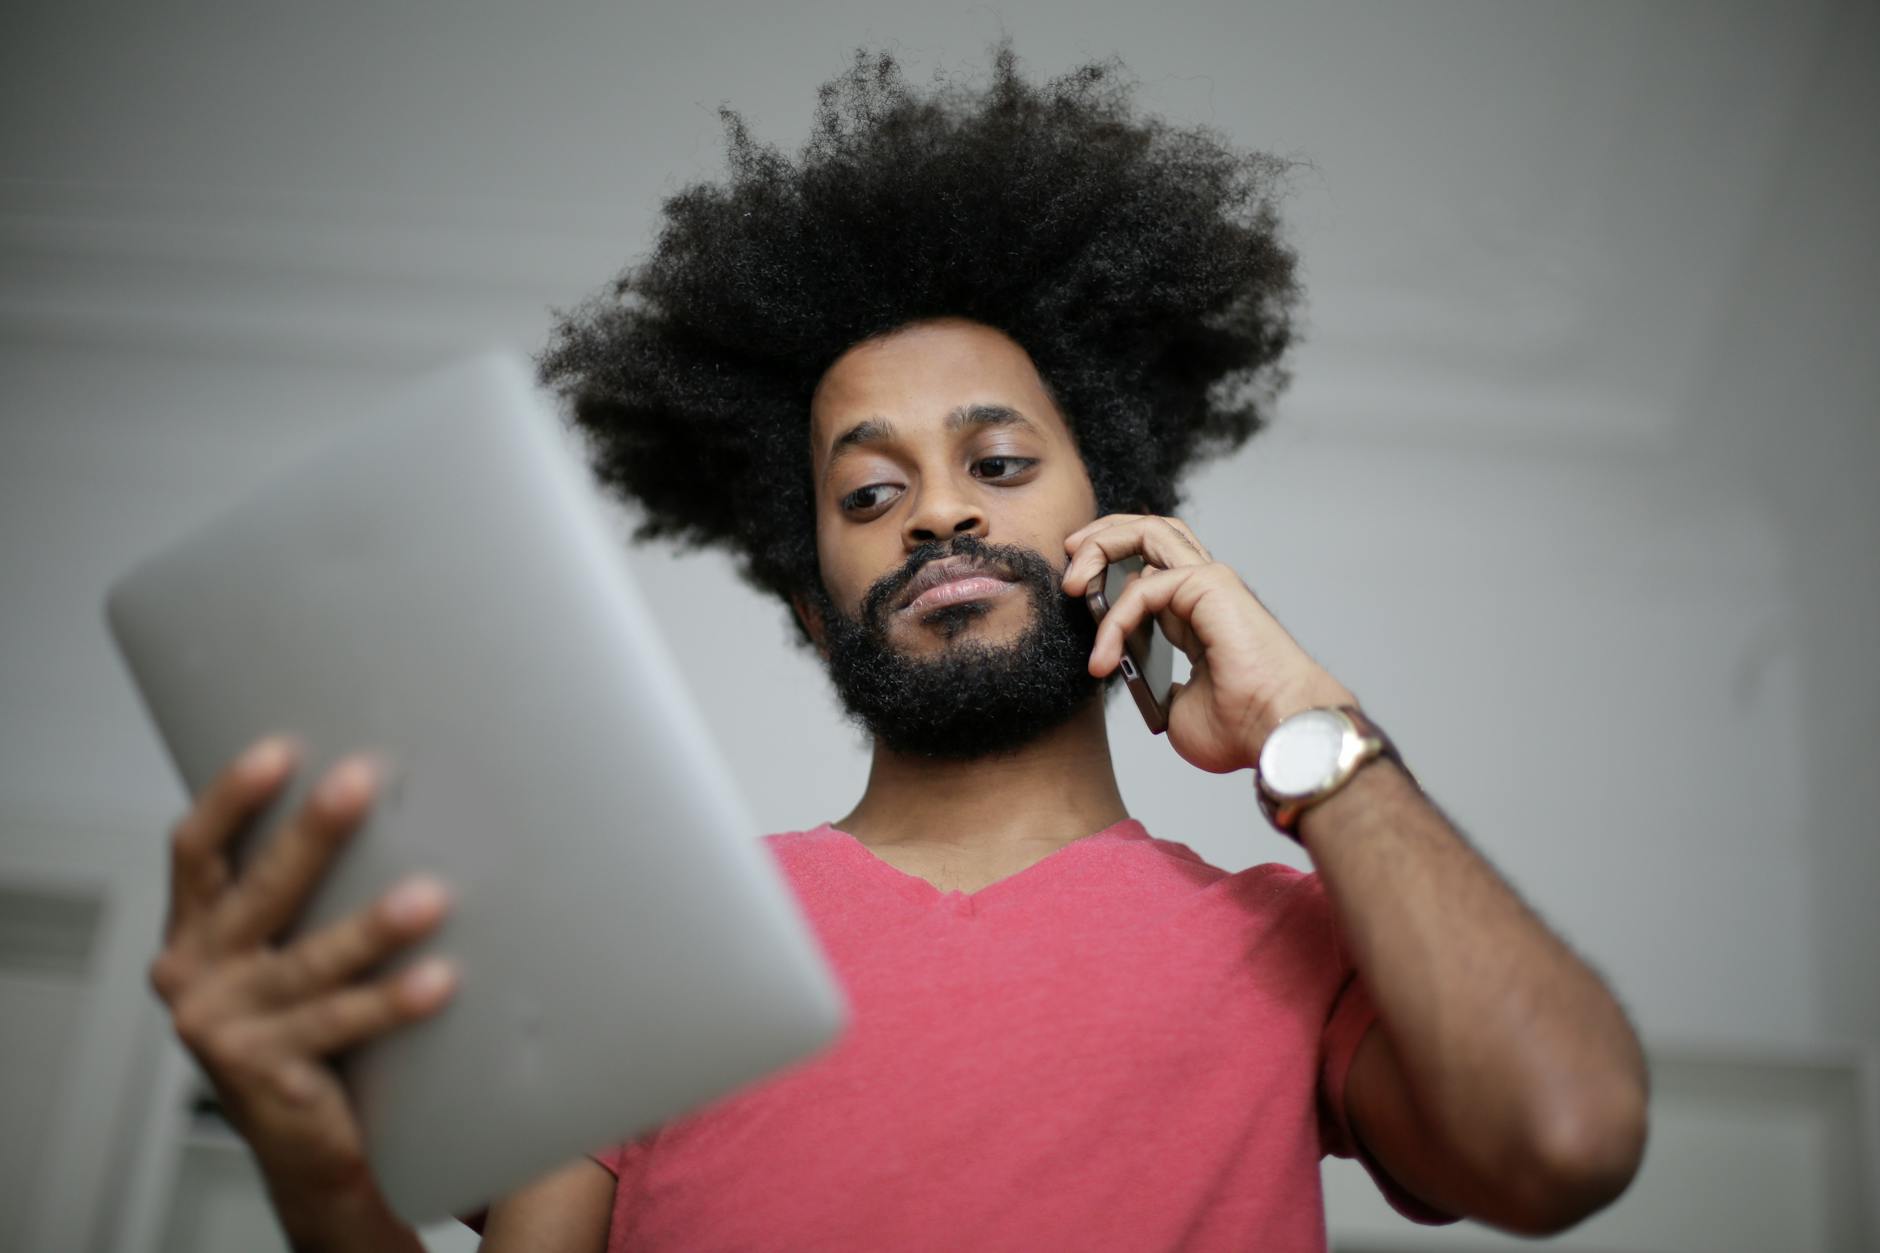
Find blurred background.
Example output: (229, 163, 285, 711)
(2, 1, 1876, 1249)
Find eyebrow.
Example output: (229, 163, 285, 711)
(822, 404, 1040, 484)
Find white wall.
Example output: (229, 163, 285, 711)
(1676, 0, 1880, 1052)
(2, 2, 1875, 1249)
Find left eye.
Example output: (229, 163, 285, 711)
(973, 456, 1036, 480)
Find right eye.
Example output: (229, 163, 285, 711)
(840, 484, 903, 517)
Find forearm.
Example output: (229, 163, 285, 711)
(263, 1171, 426, 1253)
(1296, 758, 1647, 1189)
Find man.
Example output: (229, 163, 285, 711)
(148, 47, 1646, 1251)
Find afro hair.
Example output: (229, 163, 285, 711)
(537, 43, 1303, 645)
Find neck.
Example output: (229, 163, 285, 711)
(832, 695, 1129, 859)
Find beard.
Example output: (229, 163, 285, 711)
(811, 534, 1109, 761)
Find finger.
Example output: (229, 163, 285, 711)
(266, 957, 457, 1057)
(1155, 516, 1212, 562)
(250, 875, 451, 1005)
(210, 755, 379, 950)
(1063, 512, 1145, 551)
(1089, 564, 1224, 674)
(1064, 516, 1208, 588)
(1064, 513, 1211, 561)
(166, 736, 299, 937)
(1061, 517, 1210, 597)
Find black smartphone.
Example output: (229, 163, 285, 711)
(1085, 555, 1174, 734)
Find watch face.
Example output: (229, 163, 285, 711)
(1260, 709, 1347, 797)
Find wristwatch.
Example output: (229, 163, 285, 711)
(1253, 705, 1407, 838)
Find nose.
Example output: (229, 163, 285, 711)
(901, 478, 987, 549)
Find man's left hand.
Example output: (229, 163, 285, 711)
(1061, 514, 1356, 773)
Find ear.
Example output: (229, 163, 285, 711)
(791, 591, 830, 660)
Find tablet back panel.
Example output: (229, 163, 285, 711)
(106, 354, 846, 1221)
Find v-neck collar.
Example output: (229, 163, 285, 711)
(810, 817, 1153, 907)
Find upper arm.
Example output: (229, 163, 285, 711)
(1344, 1026, 1479, 1211)
(477, 1155, 615, 1253)
(1346, 1024, 1556, 1232)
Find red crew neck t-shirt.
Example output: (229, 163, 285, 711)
(590, 818, 1454, 1250)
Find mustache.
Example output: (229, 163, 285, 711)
(858, 535, 1063, 628)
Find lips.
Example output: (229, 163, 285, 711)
(894, 557, 1018, 614)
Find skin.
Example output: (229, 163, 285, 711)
(150, 316, 1646, 1251)
(794, 317, 1131, 889)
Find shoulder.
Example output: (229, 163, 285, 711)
(1107, 824, 1338, 931)
(1209, 858, 1333, 917)
(1179, 856, 1349, 964)
(1132, 835, 1320, 905)
(759, 825, 836, 855)
(756, 824, 851, 883)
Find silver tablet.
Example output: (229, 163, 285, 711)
(105, 352, 847, 1222)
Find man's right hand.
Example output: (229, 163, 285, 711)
(148, 734, 454, 1242)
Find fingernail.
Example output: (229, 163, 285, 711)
(403, 958, 455, 1005)
(240, 736, 292, 780)
(385, 876, 447, 926)
(318, 757, 374, 808)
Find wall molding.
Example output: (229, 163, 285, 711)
(1325, 1038, 1877, 1251)
(0, 177, 1675, 454)
(0, 177, 628, 368)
